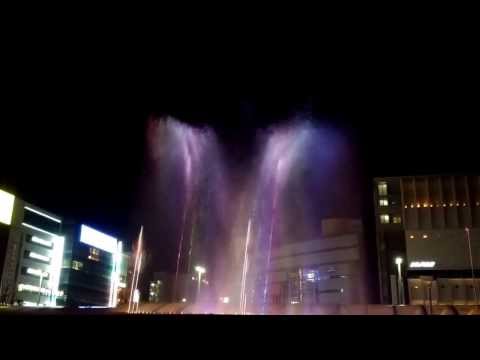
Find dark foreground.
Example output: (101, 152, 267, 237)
(1, 304, 480, 316)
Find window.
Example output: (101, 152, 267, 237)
(393, 216, 402, 224)
(379, 199, 389, 207)
(380, 214, 390, 224)
(378, 182, 388, 196)
(88, 247, 100, 262)
(72, 260, 83, 271)
(27, 235, 53, 248)
(25, 250, 51, 264)
(23, 207, 61, 235)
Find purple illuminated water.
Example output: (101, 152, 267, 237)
(142, 116, 362, 314)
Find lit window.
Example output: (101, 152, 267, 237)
(379, 199, 389, 207)
(380, 215, 390, 224)
(393, 216, 402, 224)
(30, 236, 53, 248)
(88, 247, 100, 262)
(378, 182, 388, 196)
(28, 251, 50, 263)
(72, 261, 83, 271)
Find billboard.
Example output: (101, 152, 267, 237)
(0, 189, 15, 226)
(80, 225, 118, 254)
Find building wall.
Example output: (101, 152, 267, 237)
(0, 197, 64, 306)
(408, 278, 480, 306)
(406, 229, 480, 270)
(374, 175, 480, 305)
(0, 223, 9, 298)
(253, 219, 366, 306)
(60, 224, 123, 308)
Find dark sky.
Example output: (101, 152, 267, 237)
(2, 89, 478, 233)
(1, 42, 478, 253)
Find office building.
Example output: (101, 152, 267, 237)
(253, 218, 367, 307)
(374, 175, 480, 305)
(1, 187, 129, 308)
(0, 189, 65, 307)
(60, 224, 126, 307)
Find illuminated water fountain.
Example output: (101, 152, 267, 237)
(143, 116, 362, 315)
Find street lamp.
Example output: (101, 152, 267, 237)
(195, 266, 206, 301)
(395, 257, 404, 305)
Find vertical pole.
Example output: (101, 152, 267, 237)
(197, 272, 202, 301)
(37, 274, 43, 306)
(465, 228, 478, 305)
(397, 261, 403, 305)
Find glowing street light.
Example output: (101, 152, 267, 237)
(195, 266, 206, 275)
(195, 266, 206, 301)
(395, 257, 404, 305)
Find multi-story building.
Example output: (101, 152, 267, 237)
(374, 175, 480, 306)
(252, 218, 367, 307)
(0, 187, 129, 308)
(60, 224, 126, 307)
(0, 189, 65, 307)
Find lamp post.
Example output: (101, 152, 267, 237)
(195, 266, 206, 301)
(395, 257, 404, 305)
(424, 279, 433, 315)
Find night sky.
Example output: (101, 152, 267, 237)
(1, 50, 478, 300)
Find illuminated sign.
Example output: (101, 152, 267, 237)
(0, 189, 15, 225)
(18, 283, 50, 295)
(410, 261, 436, 269)
(80, 225, 118, 254)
